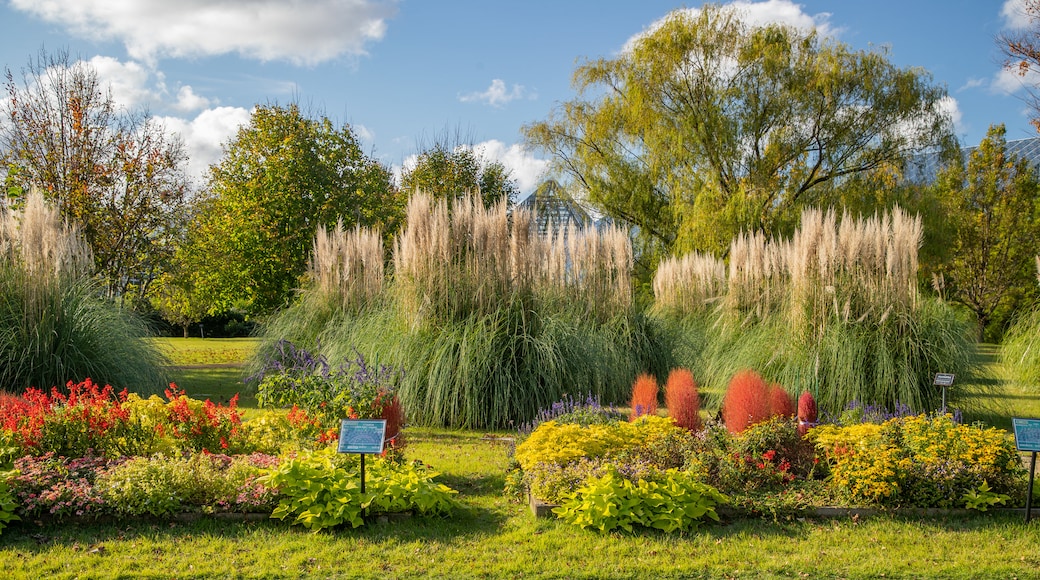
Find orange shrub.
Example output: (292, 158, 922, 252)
(769, 384, 795, 418)
(797, 391, 818, 436)
(629, 373, 659, 420)
(722, 370, 770, 434)
(664, 368, 702, 431)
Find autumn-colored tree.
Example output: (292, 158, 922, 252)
(524, 5, 953, 262)
(181, 103, 399, 315)
(0, 49, 190, 304)
(1000, 0, 1040, 130)
(932, 124, 1040, 340)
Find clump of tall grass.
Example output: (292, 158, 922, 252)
(254, 193, 666, 429)
(654, 206, 976, 414)
(1000, 257, 1040, 391)
(0, 191, 167, 394)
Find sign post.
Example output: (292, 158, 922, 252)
(933, 373, 955, 415)
(337, 419, 387, 516)
(1012, 418, 1040, 522)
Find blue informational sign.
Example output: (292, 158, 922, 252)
(337, 419, 387, 454)
(1013, 418, 1040, 452)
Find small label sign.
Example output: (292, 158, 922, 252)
(933, 373, 955, 387)
(337, 419, 387, 454)
(1013, 418, 1040, 452)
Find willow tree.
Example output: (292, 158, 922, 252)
(523, 5, 953, 258)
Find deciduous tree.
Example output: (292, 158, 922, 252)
(0, 49, 190, 304)
(401, 136, 518, 207)
(933, 124, 1040, 340)
(523, 5, 953, 260)
(183, 103, 398, 315)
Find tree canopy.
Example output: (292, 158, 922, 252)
(179, 103, 398, 316)
(523, 5, 954, 260)
(932, 124, 1040, 340)
(400, 139, 518, 208)
(1, 49, 190, 303)
(1000, 0, 1040, 131)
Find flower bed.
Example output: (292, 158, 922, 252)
(507, 385, 1029, 533)
(0, 378, 457, 534)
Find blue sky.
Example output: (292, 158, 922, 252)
(0, 0, 1036, 196)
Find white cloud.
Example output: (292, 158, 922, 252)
(10, 0, 398, 66)
(957, 77, 987, 92)
(624, 0, 838, 53)
(992, 66, 1040, 95)
(84, 56, 213, 114)
(938, 96, 964, 135)
(470, 140, 549, 194)
(1002, 0, 1033, 29)
(354, 124, 375, 142)
(459, 79, 528, 108)
(156, 106, 253, 183)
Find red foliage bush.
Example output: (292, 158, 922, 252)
(797, 391, 818, 436)
(380, 395, 405, 451)
(629, 373, 659, 420)
(664, 368, 702, 431)
(768, 384, 795, 418)
(722, 370, 770, 434)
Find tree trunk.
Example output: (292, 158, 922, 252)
(183, 325, 189, 339)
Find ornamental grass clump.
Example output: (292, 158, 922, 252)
(0, 190, 167, 394)
(664, 368, 702, 431)
(653, 206, 977, 414)
(254, 192, 668, 429)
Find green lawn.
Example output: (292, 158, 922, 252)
(151, 337, 260, 410)
(5, 337, 1032, 577)
(1, 426, 1038, 578)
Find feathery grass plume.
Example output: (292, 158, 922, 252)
(309, 221, 383, 311)
(255, 191, 661, 429)
(629, 373, 659, 420)
(0, 190, 167, 394)
(664, 368, 701, 431)
(722, 370, 770, 434)
(655, 205, 974, 414)
(768, 384, 794, 418)
(653, 252, 726, 314)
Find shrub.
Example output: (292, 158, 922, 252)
(664, 368, 702, 431)
(629, 373, 659, 420)
(0, 470, 20, 534)
(689, 418, 816, 493)
(797, 391, 818, 435)
(811, 414, 1024, 507)
(553, 467, 728, 533)
(260, 448, 457, 531)
(514, 416, 678, 472)
(722, 370, 770, 433)
(252, 340, 403, 434)
(10, 453, 116, 519)
(769, 385, 794, 418)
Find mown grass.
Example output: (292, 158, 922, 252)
(153, 337, 260, 412)
(4, 338, 1035, 578)
(1, 427, 1039, 579)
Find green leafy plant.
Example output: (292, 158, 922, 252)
(260, 448, 457, 532)
(552, 467, 727, 533)
(0, 470, 20, 534)
(962, 480, 1010, 511)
